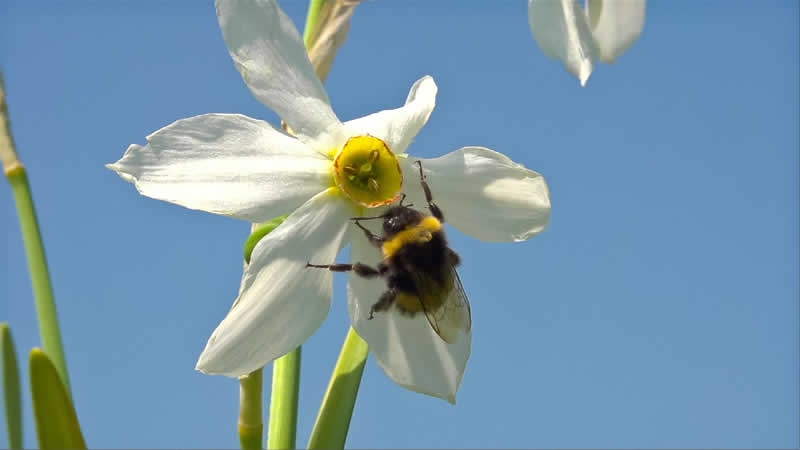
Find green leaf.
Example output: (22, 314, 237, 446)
(307, 328, 368, 449)
(29, 349, 86, 449)
(1, 323, 23, 449)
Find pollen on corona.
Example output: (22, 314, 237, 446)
(332, 135, 403, 208)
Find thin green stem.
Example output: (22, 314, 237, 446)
(303, 0, 327, 48)
(268, 347, 301, 450)
(1, 324, 23, 449)
(2, 76, 70, 395)
(307, 328, 368, 449)
(241, 215, 289, 450)
(239, 368, 264, 449)
(260, 2, 354, 447)
(300, 2, 369, 447)
(6, 168, 70, 394)
(260, 2, 329, 447)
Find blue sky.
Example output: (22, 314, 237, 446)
(2, 1, 798, 448)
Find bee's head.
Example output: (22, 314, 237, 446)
(353, 194, 425, 237)
(379, 193, 424, 235)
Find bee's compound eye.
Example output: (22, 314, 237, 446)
(384, 217, 396, 233)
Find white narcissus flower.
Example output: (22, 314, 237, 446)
(108, 0, 551, 403)
(528, 0, 646, 86)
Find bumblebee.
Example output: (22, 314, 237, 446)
(307, 160, 471, 343)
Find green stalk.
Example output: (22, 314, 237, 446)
(300, 1, 370, 446)
(1, 73, 71, 394)
(267, 347, 301, 449)
(239, 368, 264, 449)
(6, 169, 70, 394)
(242, 218, 298, 449)
(1, 324, 23, 449)
(250, 1, 360, 446)
(257, 2, 331, 447)
(307, 328, 368, 449)
(303, 0, 326, 48)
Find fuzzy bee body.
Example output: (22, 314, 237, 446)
(307, 161, 471, 343)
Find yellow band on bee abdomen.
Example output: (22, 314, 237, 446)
(396, 292, 423, 313)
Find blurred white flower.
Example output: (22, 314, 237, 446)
(108, 0, 550, 403)
(528, 0, 646, 86)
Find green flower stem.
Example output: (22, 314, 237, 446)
(307, 327, 368, 450)
(258, 1, 333, 446)
(1, 324, 23, 449)
(303, 0, 326, 48)
(251, 2, 350, 447)
(29, 349, 85, 449)
(268, 347, 302, 449)
(242, 217, 297, 449)
(5, 169, 71, 395)
(1, 74, 71, 395)
(239, 369, 264, 449)
(300, 2, 369, 447)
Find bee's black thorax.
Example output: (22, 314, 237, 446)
(381, 205, 426, 239)
(379, 205, 455, 288)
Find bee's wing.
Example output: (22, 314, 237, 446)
(416, 265, 472, 344)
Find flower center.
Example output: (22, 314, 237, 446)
(333, 135, 402, 207)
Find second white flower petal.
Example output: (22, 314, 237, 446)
(586, 0, 646, 63)
(216, 0, 345, 149)
(195, 189, 354, 377)
(107, 114, 331, 223)
(344, 76, 438, 154)
(401, 148, 551, 243)
(528, 0, 597, 86)
(347, 228, 470, 404)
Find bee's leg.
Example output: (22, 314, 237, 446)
(415, 160, 444, 222)
(447, 248, 461, 267)
(305, 262, 384, 278)
(369, 288, 396, 319)
(352, 219, 384, 247)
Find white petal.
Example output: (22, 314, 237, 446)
(347, 227, 470, 404)
(344, 76, 437, 154)
(528, 0, 597, 86)
(216, 0, 345, 149)
(586, 0, 646, 63)
(107, 114, 330, 223)
(196, 189, 354, 377)
(401, 148, 551, 242)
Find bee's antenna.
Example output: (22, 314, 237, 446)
(396, 193, 414, 208)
